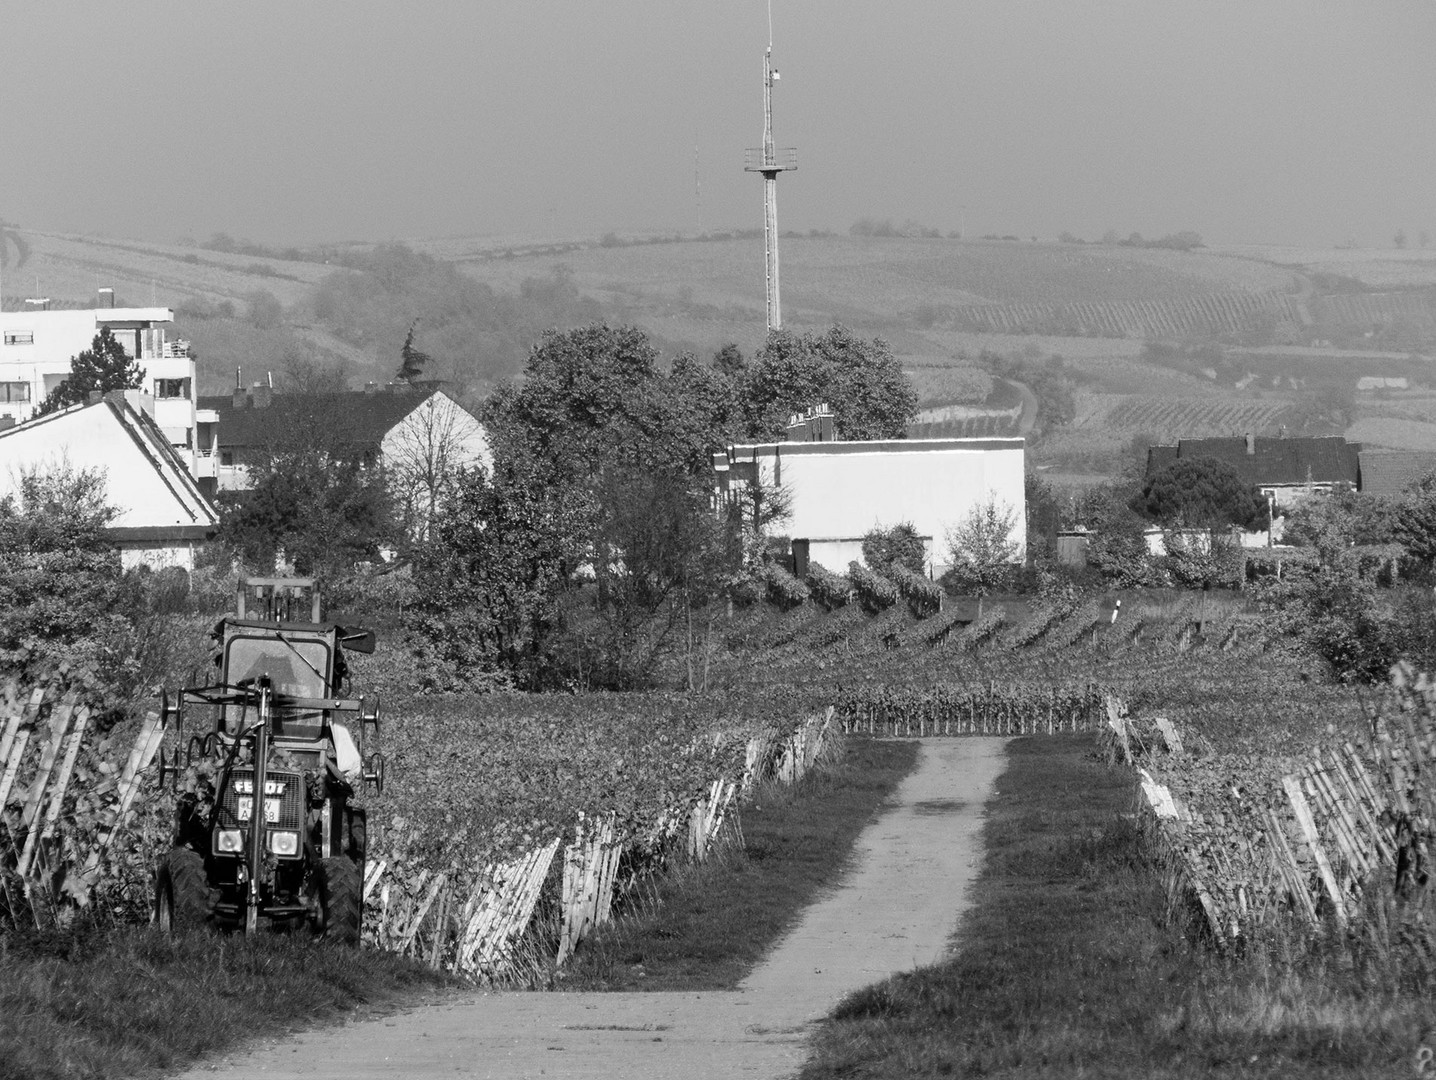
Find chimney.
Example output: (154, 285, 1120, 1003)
(250, 381, 273, 409)
(364, 382, 380, 395)
(98, 287, 114, 309)
(1245, 432, 1255, 455)
(232, 386, 248, 410)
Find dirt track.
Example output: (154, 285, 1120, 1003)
(172, 738, 1006, 1080)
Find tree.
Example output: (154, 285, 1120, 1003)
(409, 460, 582, 690)
(0, 462, 125, 681)
(1393, 473, 1436, 570)
(221, 449, 394, 577)
(945, 495, 1019, 614)
(386, 392, 487, 546)
(37, 327, 145, 416)
(416, 324, 738, 689)
(1132, 458, 1267, 531)
(394, 319, 432, 383)
(862, 523, 926, 575)
(740, 326, 917, 441)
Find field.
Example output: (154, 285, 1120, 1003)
(1346, 415, 1436, 450)
(12, 222, 1436, 483)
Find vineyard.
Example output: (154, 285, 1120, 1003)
(0, 546, 1413, 988)
(944, 288, 1304, 339)
(1115, 666, 1436, 957)
(0, 665, 838, 984)
(1075, 394, 1293, 437)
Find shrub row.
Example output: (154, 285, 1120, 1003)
(848, 561, 899, 610)
(805, 561, 854, 609)
(886, 563, 944, 614)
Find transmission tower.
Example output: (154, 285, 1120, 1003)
(744, 43, 796, 332)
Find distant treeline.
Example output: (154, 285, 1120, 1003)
(1057, 230, 1205, 251)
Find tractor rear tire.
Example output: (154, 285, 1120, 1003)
(155, 847, 211, 932)
(317, 857, 362, 945)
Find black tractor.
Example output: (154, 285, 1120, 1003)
(153, 578, 383, 943)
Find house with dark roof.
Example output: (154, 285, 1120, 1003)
(1145, 435, 1362, 510)
(198, 382, 490, 495)
(0, 390, 218, 569)
(1358, 450, 1436, 496)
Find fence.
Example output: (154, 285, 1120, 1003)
(1116, 668, 1436, 947)
(359, 707, 835, 982)
(835, 683, 1112, 738)
(0, 680, 163, 926)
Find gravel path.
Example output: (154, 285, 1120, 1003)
(172, 739, 1006, 1080)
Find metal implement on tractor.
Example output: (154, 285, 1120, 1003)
(152, 578, 383, 944)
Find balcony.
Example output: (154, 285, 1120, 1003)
(744, 147, 798, 173)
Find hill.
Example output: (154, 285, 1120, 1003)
(8, 226, 1436, 479)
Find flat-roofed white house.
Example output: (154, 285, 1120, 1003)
(0, 299, 212, 492)
(0, 390, 219, 570)
(715, 426, 1026, 577)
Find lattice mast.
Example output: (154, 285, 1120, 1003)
(745, 40, 796, 332)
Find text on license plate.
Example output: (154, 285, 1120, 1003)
(236, 797, 281, 824)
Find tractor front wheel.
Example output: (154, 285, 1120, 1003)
(154, 847, 211, 932)
(316, 857, 363, 945)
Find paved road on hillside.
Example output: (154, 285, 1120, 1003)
(172, 739, 1007, 1080)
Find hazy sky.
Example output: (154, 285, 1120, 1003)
(4, 1, 1434, 247)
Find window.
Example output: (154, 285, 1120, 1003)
(3, 332, 33, 345)
(220, 451, 234, 467)
(155, 378, 191, 399)
(0, 382, 31, 403)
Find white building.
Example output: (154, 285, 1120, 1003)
(0, 390, 218, 570)
(0, 301, 212, 492)
(715, 434, 1026, 576)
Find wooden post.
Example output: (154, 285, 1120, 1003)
(1283, 776, 1346, 924)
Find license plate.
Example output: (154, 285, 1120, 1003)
(236, 797, 281, 824)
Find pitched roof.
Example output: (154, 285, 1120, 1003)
(0, 394, 217, 532)
(1144, 436, 1361, 487)
(1358, 450, 1436, 496)
(198, 388, 435, 452)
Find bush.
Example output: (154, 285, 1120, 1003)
(862, 523, 926, 576)
(848, 561, 899, 611)
(887, 563, 944, 615)
(805, 562, 853, 609)
(761, 562, 809, 609)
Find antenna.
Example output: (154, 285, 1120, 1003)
(744, 12, 797, 332)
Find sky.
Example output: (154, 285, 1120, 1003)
(3, 1, 1434, 248)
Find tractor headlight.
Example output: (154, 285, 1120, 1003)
(269, 831, 299, 857)
(215, 829, 244, 854)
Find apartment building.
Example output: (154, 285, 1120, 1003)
(0, 297, 215, 492)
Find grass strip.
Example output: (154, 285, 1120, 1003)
(560, 735, 920, 991)
(801, 734, 1432, 1079)
(0, 925, 454, 1080)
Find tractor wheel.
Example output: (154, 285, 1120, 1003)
(316, 857, 363, 945)
(154, 847, 211, 932)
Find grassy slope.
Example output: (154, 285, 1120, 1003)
(560, 737, 920, 991)
(0, 928, 453, 1080)
(802, 735, 1427, 1080)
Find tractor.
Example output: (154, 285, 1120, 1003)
(152, 578, 383, 943)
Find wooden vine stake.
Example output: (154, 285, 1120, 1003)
(1282, 775, 1346, 925)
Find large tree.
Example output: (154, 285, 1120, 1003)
(1131, 458, 1268, 531)
(37, 327, 145, 416)
(740, 326, 917, 441)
